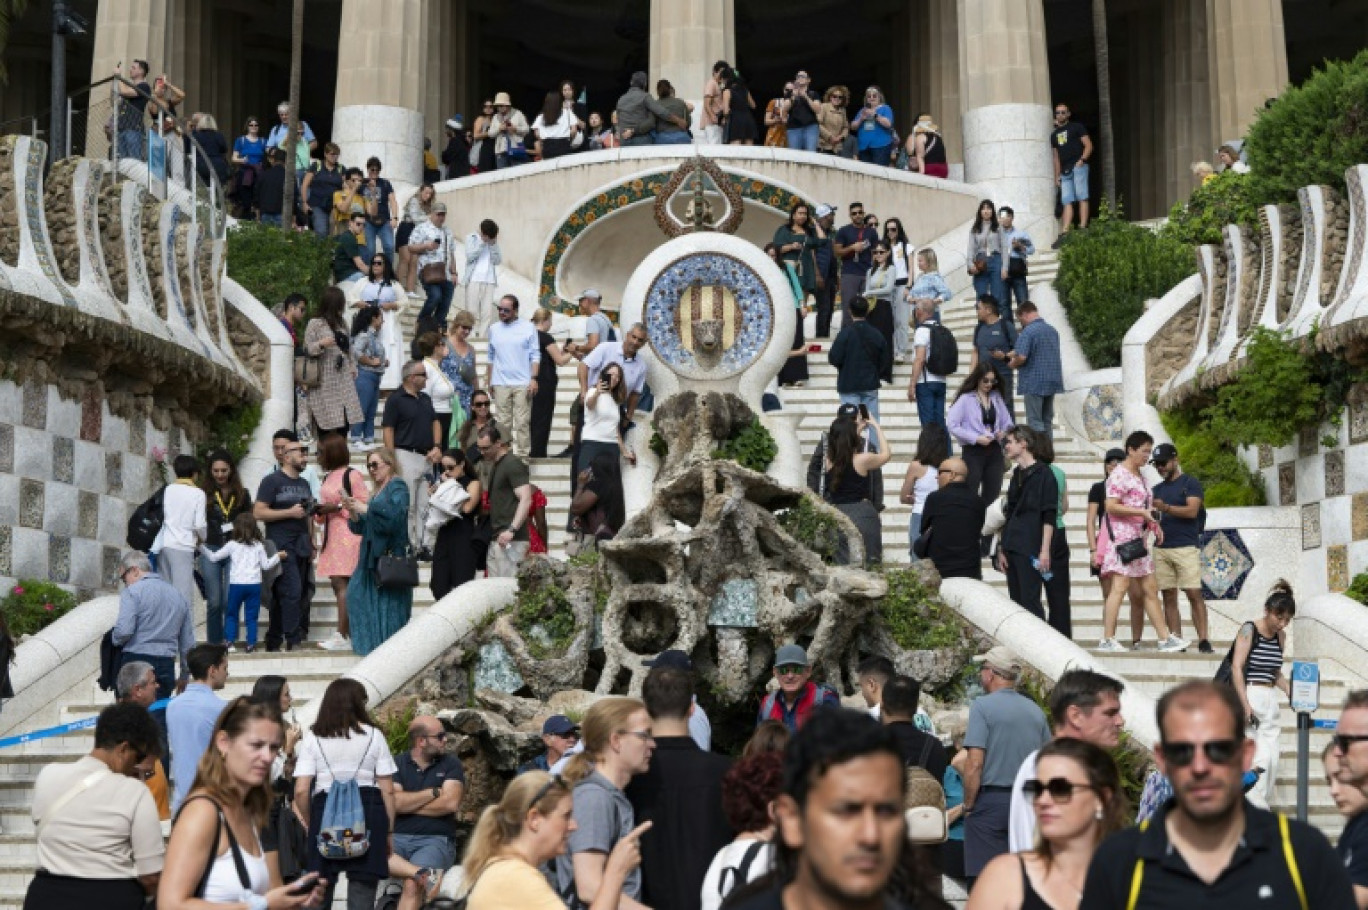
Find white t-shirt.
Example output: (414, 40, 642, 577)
(582, 389, 622, 445)
(162, 482, 207, 551)
(296, 726, 397, 793)
(424, 358, 457, 415)
(1007, 747, 1039, 853)
(913, 323, 946, 384)
(468, 236, 498, 286)
(532, 113, 575, 140)
(207, 540, 282, 585)
(700, 839, 775, 910)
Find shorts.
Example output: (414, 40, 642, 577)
(1060, 161, 1089, 205)
(1154, 545, 1201, 591)
(393, 832, 458, 872)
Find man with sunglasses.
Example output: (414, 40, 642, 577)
(1332, 691, 1368, 907)
(833, 202, 877, 324)
(519, 715, 581, 775)
(391, 715, 465, 910)
(757, 644, 840, 732)
(254, 437, 314, 651)
(1150, 443, 1211, 653)
(1050, 103, 1091, 241)
(384, 361, 443, 546)
(1082, 680, 1353, 909)
(486, 294, 541, 457)
(333, 211, 371, 284)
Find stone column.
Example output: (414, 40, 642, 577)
(89, 0, 170, 86)
(957, 0, 1054, 215)
(332, 0, 427, 186)
(1205, 0, 1287, 146)
(1162, 0, 1212, 204)
(927, 0, 962, 174)
(650, 0, 732, 105)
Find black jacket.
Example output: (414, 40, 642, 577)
(921, 481, 986, 579)
(887, 720, 948, 783)
(1002, 462, 1058, 557)
(828, 321, 891, 393)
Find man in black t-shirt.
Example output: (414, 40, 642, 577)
(254, 439, 312, 651)
(1050, 103, 1093, 240)
(115, 59, 153, 160)
(392, 715, 465, 907)
(1150, 443, 1211, 652)
(833, 202, 878, 325)
(255, 148, 287, 227)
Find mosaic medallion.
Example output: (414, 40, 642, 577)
(1200, 529, 1255, 601)
(643, 253, 774, 379)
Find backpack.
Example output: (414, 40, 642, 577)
(923, 320, 959, 377)
(126, 485, 167, 551)
(315, 730, 374, 860)
(904, 737, 948, 844)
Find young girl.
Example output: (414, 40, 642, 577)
(207, 513, 282, 652)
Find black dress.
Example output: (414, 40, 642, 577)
(724, 78, 759, 144)
(430, 477, 479, 600)
(529, 330, 559, 458)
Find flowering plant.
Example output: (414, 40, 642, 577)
(149, 445, 170, 485)
(2, 580, 77, 637)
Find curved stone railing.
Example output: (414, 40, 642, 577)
(1293, 593, 1368, 688)
(0, 596, 118, 737)
(938, 578, 1160, 747)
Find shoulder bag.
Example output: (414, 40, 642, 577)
(294, 353, 323, 389)
(1213, 621, 1257, 685)
(1104, 507, 1149, 564)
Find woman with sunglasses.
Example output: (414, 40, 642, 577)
(882, 218, 913, 361)
(966, 738, 1125, 910)
(947, 364, 1014, 511)
(442, 310, 480, 421)
(967, 200, 1007, 317)
(1229, 580, 1296, 809)
(358, 254, 404, 390)
(459, 392, 499, 461)
(230, 115, 266, 216)
(461, 771, 647, 910)
(817, 86, 851, 156)
(864, 242, 897, 383)
(850, 85, 894, 165)
(340, 447, 412, 656)
(429, 449, 481, 601)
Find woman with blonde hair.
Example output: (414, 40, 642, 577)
(339, 446, 411, 655)
(817, 86, 851, 156)
(554, 697, 656, 909)
(462, 771, 648, 910)
(158, 697, 328, 909)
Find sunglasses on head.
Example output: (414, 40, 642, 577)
(1021, 777, 1094, 803)
(531, 774, 568, 805)
(1160, 739, 1240, 767)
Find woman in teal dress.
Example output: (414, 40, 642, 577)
(341, 447, 413, 656)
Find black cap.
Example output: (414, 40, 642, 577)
(1151, 443, 1178, 464)
(1104, 448, 1125, 464)
(836, 403, 860, 419)
(645, 649, 693, 670)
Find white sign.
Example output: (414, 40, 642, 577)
(1291, 661, 1320, 713)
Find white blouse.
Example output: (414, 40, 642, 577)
(424, 358, 457, 415)
(295, 726, 397, 793)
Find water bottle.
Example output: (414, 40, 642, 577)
(1032, 556, 1053, 581)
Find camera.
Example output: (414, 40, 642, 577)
(300, 497, 320, 518)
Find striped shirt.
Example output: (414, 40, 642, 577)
(1244, 624, 1284, 685)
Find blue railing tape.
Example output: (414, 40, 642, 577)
(0, 697, 170, 750)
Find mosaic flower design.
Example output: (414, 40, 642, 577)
(643, 252, 773, 379)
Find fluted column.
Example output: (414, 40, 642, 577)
(927, 0, 962, 174)
(957, 0, 1053, 215)
(650, 0, 732, 105)
(89, 0, 170, 85)
(332, 0, 427, 186)
(1206, 0, 1287, 146)
(1162, 0, 1213, 205)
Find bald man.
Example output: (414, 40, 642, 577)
(919, 457, 987, 579)
(391, 715, 465, 907)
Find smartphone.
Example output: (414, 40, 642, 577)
(807, 343, 823, 353)
(288, 872, 320, 895)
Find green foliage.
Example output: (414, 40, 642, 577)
(1245, 49, 1368, 210)
(648, 431, 668, 459)
(876, 568, 965, 651)
(512, 584, 576, 659)
(1159, 410, 1267, 507)
(1346, 571, 1368, 607)
(1162, 172, 1258, 245)
(378, 700, 418, 756)
(1054, 203, 1196, 368)
(777, 497, 844, 564)
(225, 220, 333, 314)
(711, 418, 778, 473)
(200, 401, 264, 465)
(2, 580, 77, 637)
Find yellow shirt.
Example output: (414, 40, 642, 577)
(331, 190, 368, 233)
(467, 856, 566, 910)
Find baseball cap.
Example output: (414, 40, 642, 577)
(774, 644, 809, 668)
(815, 203, 835, 219)
(445, 116, 463, 130)
(431, 201, 448, 214)
(1103, 448, 1125, 464)
(645, 649, 693, 670)
(579, 288, 602, 301)
(973, 645, 1021, 678)
(542, 715, 578, 736)
(836, 403, 860, 419)
(1151, 443, 1178, 464)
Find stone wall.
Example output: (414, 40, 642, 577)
(1145, 296, 1200, 399)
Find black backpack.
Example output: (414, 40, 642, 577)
(126, 485, 167, 551)
(924, 320, 959, 377)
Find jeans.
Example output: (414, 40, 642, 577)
(419, 279, 455, 326)
(1024, 394, 1055, 439)
(914, 381, 947, 430)
(892, 285, 910, 358)
(225, 583, 263, 646)
(365, 221, 395, 264)
(858, 144, 892, 165)
(621, 133, 655, 146)
(392, 833, 457, 872)
(1005, 271, 1030, 310)
(267, 550, 311, 649)
(309, 206, 332, 238)
(496, 153, 522, 169)
(351, 370, 382, 441)
(908, 511, 923, 558)
(118, 128, 146, 160)
(198, 551, 230, 644)
(787, 123, 819, 151)
(654, 131, 693, 145)
(260, 214, 283, 228)
(838, 389, 880, 423)
(972, 254, 1008, 320)
(1060, 161, 1090, 205)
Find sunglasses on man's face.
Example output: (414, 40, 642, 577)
(1333, 733, 1368, 753)
(1160, 739, 1241, 767)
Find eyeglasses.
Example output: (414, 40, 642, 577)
(980, 378, 998, 387)
(1159, 739, 1241, 767)
(248, 122, 259, 128)
(1021, 777, 1095, 803)
(426, 731, 448, 741)
(497, 307, 514, 315)
(371, 259, 385, 265)
(366, 460, 383, 470)
(441, 462, 460, 472)
(618, 730, 654, 743)
(831, 95, 846, 101)
(472, 401, 490, 409)
(938, 469, 964, 478)
(1333, 734, 1368, 753)
(776, 664, 806, 676)
(531, 774, 568, 805)
(119, 567, 134, 583)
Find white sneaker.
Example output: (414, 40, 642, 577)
(348, 440, 367, 454)
(320, 632, 351, 651)
(1130, 640, 1143, 651)
(226, 644, 238, 654)
(407, 290, 424, 300)
(1158, 634, 1190, 653)
(1093, 638, 1125, 653)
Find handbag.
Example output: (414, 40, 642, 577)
(376, 547, 419, 588)
(1214, 622, 1256, 685)
(1104, 511, 1149, 564)
(294, 354, 322, 389)
(420, 261, 447, 285)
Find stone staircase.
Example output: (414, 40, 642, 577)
(0, 250, 1353, 903)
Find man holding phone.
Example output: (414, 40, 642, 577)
(833, 202, 877, 325)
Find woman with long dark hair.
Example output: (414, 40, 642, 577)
(1230, 580, 1296, 808)
(864, 241, 897, 381)
(315, 435, 367, 651)
(825, 414, 891, 565)
(900, 423, 951, 553)
(720, 65, 758, 145)
(358, 253, 403, 389)
(530, 308, 575, 458)
(305, 286, 363, 439)
(293, 679, 395, 910)
(995, 427, 1060, 627)
(199, 449, 250, 646)
(772, 201, 827, 386)
(883, 218, 913, 361)
(578, 362, 635, 471)
(532, 91, 577, 160)
(429, 449, 482, 601)
(764, 242, 809, 388)
(946, 364, 1013, 512)
(967, 200, 1008, 320)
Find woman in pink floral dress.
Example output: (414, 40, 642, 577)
(1096, 430, 1187, 654)
(315, 435, 369, 651)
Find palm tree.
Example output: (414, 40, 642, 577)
(1092, 0, 1116, 209)
(281, 0, 304, 224)
(0, 0, 31, 85)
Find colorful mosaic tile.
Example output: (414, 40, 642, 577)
(1200, 529, 1255, 600)
(643, 253, 774, 379)
(1081, 384, 1123, 442)
(474, 640, 525, 693)
(537, 171, 809, 311)
(1326, 450, 1346, 497)
(1351, 387, 1368, 444)
(1258, 445, 1274, 469)
(708, 578, 759, 628)
(1303, 502, 1323, 550)
(1298, 425, 1319, 457)
(1328, 544, 1350, 592)
(1278, 462, 1295, 505)
(22, 139, 77, 308)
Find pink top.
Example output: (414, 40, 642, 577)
(316, 466, 368, 578)
(1098, 465, 1153, 578)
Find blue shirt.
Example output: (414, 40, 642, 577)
(266, 120, 315, 149)
(167, 682, 227, 811)
(1003, 227, 1035, 261)
(1153, 472, 1204, 549)
(944, 766, 966, 840)
(854, 104, 894, 150)
(487, 318, 540, 386)
(112, 572, 195, 670)
(1014, 318, 1065, 396)
(909, 271, 953, 304)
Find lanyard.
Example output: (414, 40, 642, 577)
(214, 490, 236, 518)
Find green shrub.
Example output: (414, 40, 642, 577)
(1054, 204, 1196, 368)
(1245, 49, 1368, 211)
(1347, 571, 1368, 607)
(1159, 410, 1267, 507)
(711, 418, 778, 473)
(225, 220, 333, 314)
(1162, 172, 1258, 246)
(777, 497, 844, 563)
(877, 568, 965, 651)
(200, 401, 263, 465)
(379, 700, 418, 755)
(2, 581, 78, 637)
(512, 584, 576, 659)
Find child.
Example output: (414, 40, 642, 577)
(207, 513, 282, 652)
